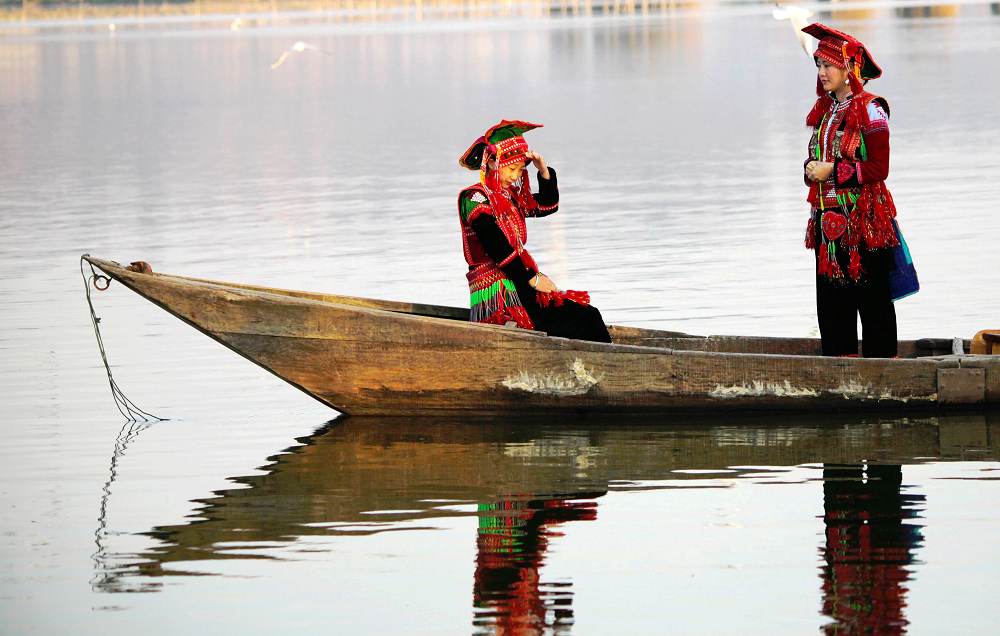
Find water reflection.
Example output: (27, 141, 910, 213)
(91, 419, 159, 594)
(819, 0, 877, 22)
(92, 413, 998, 630)
(895, 4, 960, 18)
(474, 496, 599, 634)
(813, 0, 963, 20)
(820, 464, 925, 635)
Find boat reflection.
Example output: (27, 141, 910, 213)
(93, 412, 998, 632)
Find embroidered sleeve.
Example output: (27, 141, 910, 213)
(530, 167, 559, 217)
(469, 215, 537, 286)
(857, 128, 890, 184)
(460, 190, 492, 224)
(864, 101, 889, 135)
(836, 103, 891, 187)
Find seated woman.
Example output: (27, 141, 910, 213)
(457, 120, 611, 343)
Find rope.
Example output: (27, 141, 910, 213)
(80, 255, 166, 423)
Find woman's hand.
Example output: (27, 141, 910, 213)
(525, 151, 549, 180)
(806, 161, 834, 182)
(529, 273, 559, 293)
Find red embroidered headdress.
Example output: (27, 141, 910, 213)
(459, 119, 542, 221)
(459, 120, 541, 172)
(802, 23, 882, 96)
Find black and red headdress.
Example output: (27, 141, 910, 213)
(459, 119, 542, 217)
(459, 120, 541, 172)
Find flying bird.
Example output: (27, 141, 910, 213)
(270, 41, 332, 70)
(772, 4, 815, 56)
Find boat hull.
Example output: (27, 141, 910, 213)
(84, 257, 999, 415)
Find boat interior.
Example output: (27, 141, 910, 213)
(167, 269, 969, 360)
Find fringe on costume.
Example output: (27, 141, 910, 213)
(467, 264, 534, 329)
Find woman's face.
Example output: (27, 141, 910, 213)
(498, 162, 525, 187)
(816, 58, 850, 94)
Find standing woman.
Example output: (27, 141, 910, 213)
(457, 120, 611, 343)
(802, 24, 899, 358)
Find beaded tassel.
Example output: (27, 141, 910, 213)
(825, 241, 843, 278)
(848, 248, 862, 281)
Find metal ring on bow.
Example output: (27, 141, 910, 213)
(93, 275, 111, 291)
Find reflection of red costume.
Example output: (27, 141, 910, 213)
(820, 464, 924, 635)
(473, 497, 598, 634)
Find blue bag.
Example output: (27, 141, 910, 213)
(889, 219, 919, 301)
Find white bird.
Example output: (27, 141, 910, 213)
(772, 4, 815, 56)
(230, 18, 243, 32)
(108, 23, 117, 33)
(270, 41, 331, 70)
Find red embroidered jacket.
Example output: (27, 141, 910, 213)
(458, 169, 559, 289)
(805, 91, 898, 252)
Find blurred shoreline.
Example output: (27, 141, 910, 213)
(2, 0, 648, 24)
(2, 0, 992, 28)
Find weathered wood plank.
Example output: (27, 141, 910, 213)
(937, 368, 986, 404)
(947, 355, 1000, 402)
(170, 272, 471, 320)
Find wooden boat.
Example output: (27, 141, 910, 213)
(83, 256, 999, 415)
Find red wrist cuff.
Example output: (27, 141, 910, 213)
(836, 161, 856, 184)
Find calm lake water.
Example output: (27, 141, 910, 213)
(2, 1, 1000, 633)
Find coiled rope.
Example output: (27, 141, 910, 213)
(80, 255, 165, 422)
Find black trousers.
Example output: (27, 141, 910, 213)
(515, 279, 612, 343)
(815, 248, 897, 358)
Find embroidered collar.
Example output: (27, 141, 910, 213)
(830, 91, 854, 105)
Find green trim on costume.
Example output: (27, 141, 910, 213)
(470, 279, 517, 306)
(814, 114, 827, 161)
(836, 191, 859, 212)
